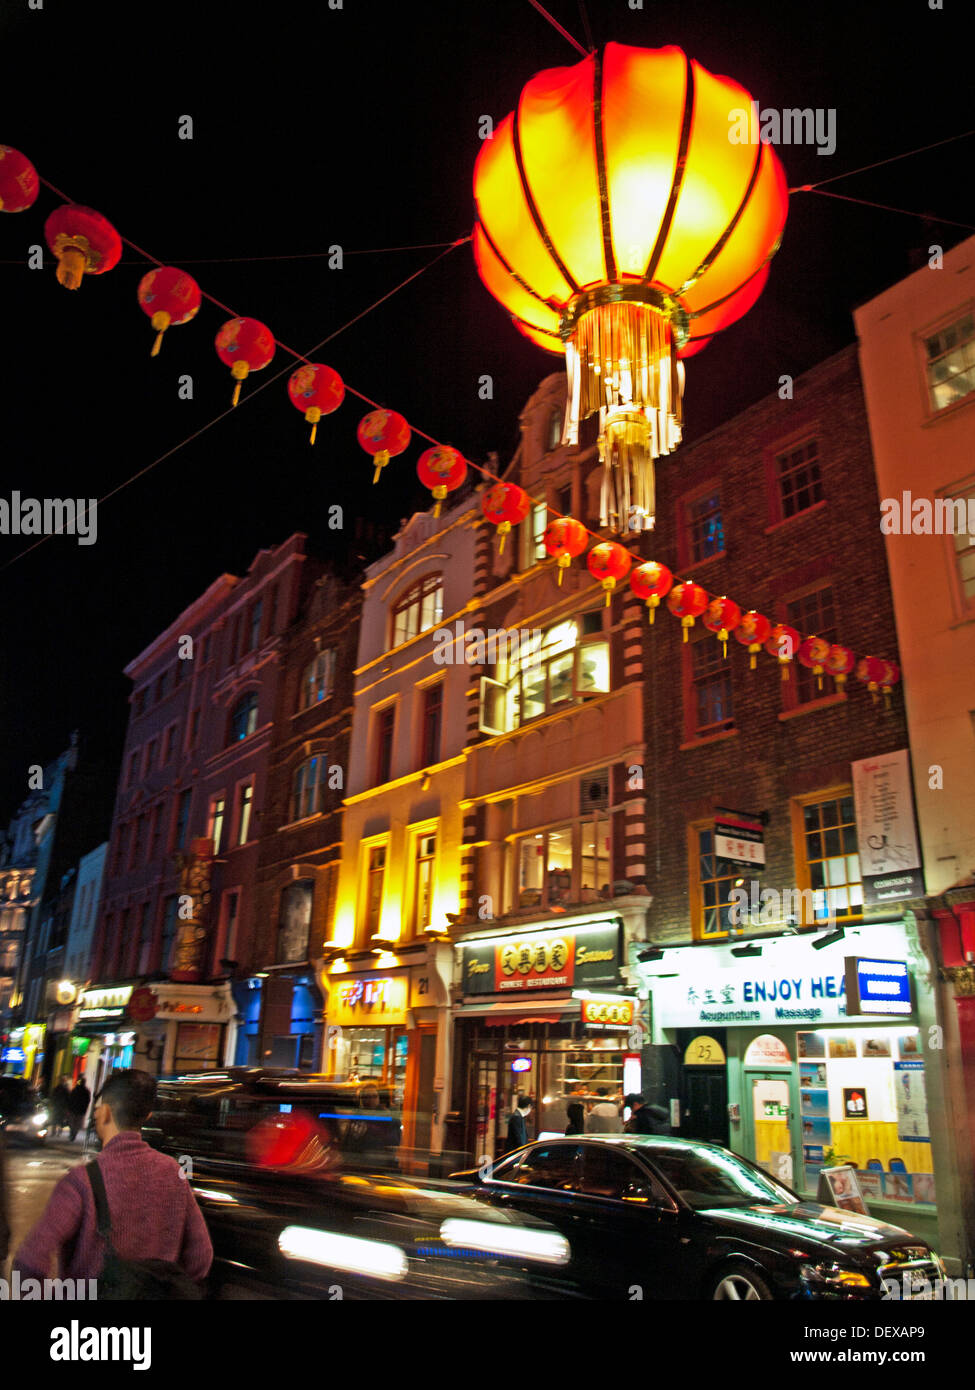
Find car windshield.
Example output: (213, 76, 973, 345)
(648, 1144, 797, 1211)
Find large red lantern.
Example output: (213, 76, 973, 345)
(417, 445, 467, 517)
(287, 364, 344, 444)
(765, 624, 801, 680)
(630, 560, 672, 623)
(825, 643, 855, 691)
(137, 267, 202, 357)
(44, 205, 122, 290)
(587, 541, 632, 606)
(215, 317, 276, 406)
(473, 42, 788, 533)
(734, 610, 772, 670)
(544, 516, 588, 585)
(357, 409, 411, 484)
(797, 635, 832, 692)
(667, 581, 708, 640)
(0, 145, 39, 212)
(703, 596, 741, 657)
(481, 482, 531, 553)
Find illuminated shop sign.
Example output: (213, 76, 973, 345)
(845, 958, 912, 1017)
(462, 923, 620, 997)
(78, 985, 132, 1020)
(329, 973, 409, 1027)
(581, 997, 635, 1031)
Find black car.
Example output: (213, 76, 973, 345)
(0, 1076, 50, 1144)
(451, 1134, 945, 1301)
(143, 1069, 575, 1300)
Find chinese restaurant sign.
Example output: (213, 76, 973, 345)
(462, 923, 620, 996)
(714, 812, 766, 867)
(581, 997, 635, 1031)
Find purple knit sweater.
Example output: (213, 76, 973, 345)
(14, 1131, 213, 1283)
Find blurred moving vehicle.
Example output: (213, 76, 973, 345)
(451, 1134, 946, 1301)
(143, 1069, 575, 1300)
(0, 1076, 50, 1145)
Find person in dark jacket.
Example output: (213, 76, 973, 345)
(624, 1094, 671, 1135)
(564, 1101, 585, 1136)
(66, 1078, 92, 1141)
(506, 1095, 533, 1153)
(49, 1079, 71, 1138)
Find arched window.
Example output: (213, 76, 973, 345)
(391, 573, 443, 646)
(229, 690, 258, 743)
(545, 405, 563, 453)
(300, 648, 336, 710)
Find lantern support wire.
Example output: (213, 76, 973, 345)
(6, 177, 901, 680)
(790, 127, 975, 192)
(526, 0, 589, 58)
(791, 186, 975, 234)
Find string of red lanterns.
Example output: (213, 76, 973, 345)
(1, 143, 901, 703)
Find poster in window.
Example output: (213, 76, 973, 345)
(800, 1088, 829, 1118)
(174, 1022, 221, 1067)
(843, 1086, 869, 1119)
(797, 1031, 825, 1060)
(894, 1060, 929, 1141)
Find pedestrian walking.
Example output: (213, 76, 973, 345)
(49, 1079, 71, 1138)
(506, 1094, 533, 1153)
(585, 1087, 623, 1134)
(624, 1093, 671, 1134)
(564, 1100, 585, 1136)
(66, 1077, 91, 1141)
(14, 1069, 212, 1296)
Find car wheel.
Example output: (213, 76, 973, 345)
(708, 1262, 774, 1301)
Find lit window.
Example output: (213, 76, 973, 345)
(695, 829, 738, 938)
(479, 615, 610, 734)
(523, 502, 548, 568)
(545, 406, 562, 452)
(786, 587, 837, 704)
(230, 691, 258, 742)
(685, 489, 725, 563)
(236, 783, 253, 845)
(517, 825, 573, 911)
(948, 489, 975, 607)
(413, 832, 437, 932)
(776, 440, 823, 519)
(300, 649, 336, 710)
(392, 575, 443, 646)
(208, 798, 226, 854)
(801, 795, 862, 922)
(366, 845, 387, 936)
(925, 313, 975, 411)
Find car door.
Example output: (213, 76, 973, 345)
(477, 1141, 592, 1295)
(573, 1143, 690, 1300)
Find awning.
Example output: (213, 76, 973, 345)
(457, 997, 580, 1025)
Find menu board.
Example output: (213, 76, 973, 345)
(817, 1164, 869, 1215)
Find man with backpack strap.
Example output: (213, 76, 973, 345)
(13, 1068, 212, 1297)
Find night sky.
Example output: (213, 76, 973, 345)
(1, 0, 972, 829)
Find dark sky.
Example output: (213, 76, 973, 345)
(1, 0, 972, 827)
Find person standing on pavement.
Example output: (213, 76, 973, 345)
(66, 1077, 91, 1141)
(564, 1101, 585, 1136)
(585, 1087, 623, 1134)
(13, 1068, 212, 1287)
(506, 1094, 533, 1153)
(50, 1079, 71, 1138)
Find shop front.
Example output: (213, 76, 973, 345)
(73, 981, 235, 1082)
(452, 915, 644, 1162)
(641, 921, 946, 1253)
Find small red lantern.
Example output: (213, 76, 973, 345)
(44, 204, 122, 290)
(0, 145, 39, 213)
(734, 611, 773, 670)
(544, 517, 588, 585)
(287, 364, 344, 444)
(357, 409, 411, 484)
(417, 445, 467, 517)
(137, 266, 202, 357)
(856, 655, 889, 704)
(881, 659, 900, 706)
(215, 317, 276, 406)
(630, 561, 673, 623)
(481, 482, 531, 553)
(764, 623, 801, 680)
(587, 541, 632, 607)
(703, 596, 741, 657)
(797, 635, 832, 692)
(825, 643, 855, 690)
(667, 582, 709, 641)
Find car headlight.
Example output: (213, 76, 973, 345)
(800, 1262, 872, 1290)
(31, 1110, 49, 1127)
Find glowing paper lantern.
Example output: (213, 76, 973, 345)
(357, 409, 411, 484)
(765, 623, 801, 680)
(630, 560, 672, 623)
(857, 656, 897, 706)
(734, 610, 772, 670)
(881, 660, 900, 706)
(287, 363, 345, 443)
(666, 581, 708, 640)
(472, 42, 788, 533)
(703, 595, 741, 657)
(215, 317, 276, 406)
(543, 516, 588, 585)
(587, 541, 631, 606)
(481, 481, 531, 553)
(798, 635, 832, 692)
(44, 204, 122, 290)
(417, 445, 467, 517)
(825, 643, 855, 690)
(137, 267, 202, 357)
(0, 145, 39, 212)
